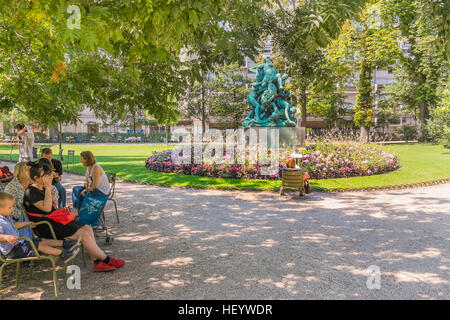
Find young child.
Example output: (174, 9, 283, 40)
(0, 192, 81, 263)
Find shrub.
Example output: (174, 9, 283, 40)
(33, 132, 48, 142)
(394, 125, 417, 142)
(147, 132, 171, 143)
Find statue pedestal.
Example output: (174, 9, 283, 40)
(240, 127, 305, 148)
(279, 127, 306, 147)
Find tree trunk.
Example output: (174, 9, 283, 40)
(58, 122, 63, 161)
(165, 124, 169, 145)
(355, 60, 373, 144)
(300, 87, 307, 129)
(360, 125, 369, 143)
(417, 102, 429, 142)
(201, 72, 207, 134)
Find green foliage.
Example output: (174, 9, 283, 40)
(268, 0, 365, 54)
(33, 132, 49, 143)
(0, 0, 267, 130)
(382, 0, 449, 141)
(268, 0, 365, 128)
(327, 1, 403, 131)
(423, 84, 450, 145)
(394, 125, 418, 142)
(208, 63, 252, 127)
(308, 93, 352, 128)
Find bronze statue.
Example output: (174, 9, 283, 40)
(242, 57, 297, 127)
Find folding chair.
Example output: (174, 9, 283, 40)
(105, 172, 119, 224)
(77, 193, 114, 245)
(60, 149, 75, 170)
(0, 221, 76, 298)
(280, 168, 306, 197)
(66, 150, 75, 170)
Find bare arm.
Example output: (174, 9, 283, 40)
(0, 234, 19, 245)
(17, 129, 28, 137)
(81, 170, 89, 194)
(87, 166, 102, 192)
(31, 176, 54, 213)
(14, 221, 33, 229)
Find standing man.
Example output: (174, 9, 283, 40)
(41, 148, 66, 209)
(14, 123, 35, 162)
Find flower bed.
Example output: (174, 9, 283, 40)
(145, 142, 400, 180)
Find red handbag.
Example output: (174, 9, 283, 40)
(27, 208, 76, 226)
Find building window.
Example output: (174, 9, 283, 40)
(87, 123, 99, 134)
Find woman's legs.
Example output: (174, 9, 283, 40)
(68, 225, 107, 261)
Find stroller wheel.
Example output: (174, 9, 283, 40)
(105, 236, 114, 245)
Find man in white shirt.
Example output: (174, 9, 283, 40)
(14, 123, 35, 162)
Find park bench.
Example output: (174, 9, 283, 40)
(65, 136, 75, 143)
(74, 136, 84, 143)
(125, 136, 140, 143)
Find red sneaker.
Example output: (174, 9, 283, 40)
(93, 261, 116, 272)
(107, 257, 125, 269)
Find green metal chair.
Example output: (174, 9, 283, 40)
(105, 172, 119, 224)
(0, 221, 67, 298)
(60, 149, 75, 170)
(18, 203, 87, 268)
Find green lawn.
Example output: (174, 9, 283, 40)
(0, 143, 448, 191)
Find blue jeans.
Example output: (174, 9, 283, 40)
(72, 186, 107, 212)
(53, 182, 67, 208)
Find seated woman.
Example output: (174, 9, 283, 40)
(5, 162, 60, 221)
(72, 151, 110, 211)
(280, 157, 311, 193)
(23, 163, 124, 272)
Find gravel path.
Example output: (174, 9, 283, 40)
(0, 162, 449, 300)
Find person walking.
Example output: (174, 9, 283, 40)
(14, 123, 35, 162)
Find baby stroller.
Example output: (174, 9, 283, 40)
(72, 187, 114, 245)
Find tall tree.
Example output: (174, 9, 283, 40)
(0, 0, 266, 130)
(267, 0, 365, 129)
(382, 0, 449, 141)
(209, 63, 253, 128)
(327, 1, 402, 141)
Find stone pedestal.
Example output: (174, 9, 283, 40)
(279, 127, 306, 147)
(240, 126, 305, 148)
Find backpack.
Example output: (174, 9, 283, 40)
(0, 166, 13, 182)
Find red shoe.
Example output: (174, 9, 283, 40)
(93, 261, 116, 272)
(107, 257, 125, 269)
